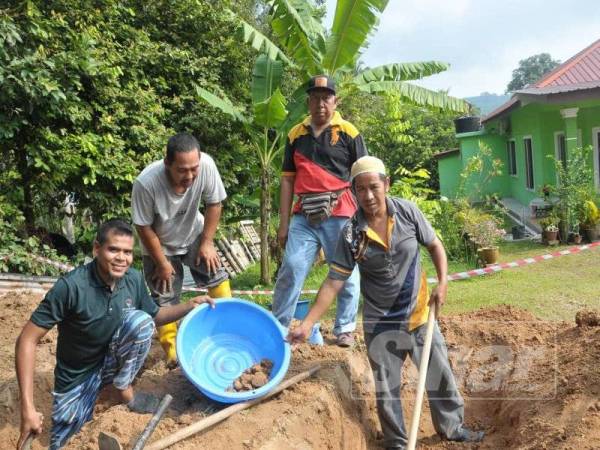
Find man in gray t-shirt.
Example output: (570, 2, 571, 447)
(131, 132, 230, 367)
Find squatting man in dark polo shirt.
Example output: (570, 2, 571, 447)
(288, 156, 485, 449)
(15, 219, 215, 450)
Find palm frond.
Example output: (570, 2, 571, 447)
(358, 80, 469, 113)
(270, 0, 325, 75)
(254, 88, 288, 128)
(323, 0, 389, 74)
(230, 10, 293, 65)
(252, 54, 284, 104)
(195, 86, 248, 122)
(354, 61, 450, 84)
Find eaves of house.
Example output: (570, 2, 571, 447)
(482, 38, 600, 124)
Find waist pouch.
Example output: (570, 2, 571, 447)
(300, 190, 344, 227)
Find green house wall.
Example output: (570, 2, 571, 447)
(441, 99, 600, 205)
(438, 152, 462, 198)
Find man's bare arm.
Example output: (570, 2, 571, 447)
(15, 321, 49, 448)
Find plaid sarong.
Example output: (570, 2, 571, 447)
(49, 309, 154, 449)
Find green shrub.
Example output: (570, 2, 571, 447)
(0, 198, 69, 276)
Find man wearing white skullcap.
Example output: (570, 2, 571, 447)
(289, 156, 484, 449)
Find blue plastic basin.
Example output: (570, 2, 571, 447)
(176, 298, 291, 403)
(293, 299, 310, 320)
(267, 299, 311, 320)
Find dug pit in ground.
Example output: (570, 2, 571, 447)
(1, 292, 599, 449)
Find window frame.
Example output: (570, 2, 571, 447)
(523, 136, 534, 191)
(506, 139, 517, 177)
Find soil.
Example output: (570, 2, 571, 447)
(1, 292, 600, 449)
(575, 309, 600, 327)
(231, 359, 273, 392)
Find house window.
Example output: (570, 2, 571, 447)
(524, 137, 534, 190)
(506, 140, 517, 175)
(555, 133, 567, 169)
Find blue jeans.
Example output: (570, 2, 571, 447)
(272, 214, 360, 335)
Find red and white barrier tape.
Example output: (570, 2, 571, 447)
(425, 241, 600, 284)
(181, 287, 320, 295)
(5, 241, 600, 295)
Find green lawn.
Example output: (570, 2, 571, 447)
(203, 239, 600, 322)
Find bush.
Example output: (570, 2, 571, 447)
(0, 199, 69, 276)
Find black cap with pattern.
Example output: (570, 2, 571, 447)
(306, 75, 336, 95)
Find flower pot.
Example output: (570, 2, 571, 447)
(572, 233, 582, 244)
(543, 230, 558, 242)
(478, 246, 499, 265)
(581, 225, 600, 243)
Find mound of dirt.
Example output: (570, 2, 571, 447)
(1, 293, 600, 449)
(575, 309, 600, 327)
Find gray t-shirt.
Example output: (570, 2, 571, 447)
(132, 153, 227, 256)
(328, 197, 436, 332)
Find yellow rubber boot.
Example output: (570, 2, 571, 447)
(208, 279, 231, 298)
(157, 322, 178, 368)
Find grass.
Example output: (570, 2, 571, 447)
(194, 239, 600, 323)
(228, 260, 329, 310)
(441, 241, 600, 321)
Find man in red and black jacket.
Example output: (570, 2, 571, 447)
(272, 75, 367, 347)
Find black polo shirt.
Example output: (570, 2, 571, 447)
(282, 111, 368, 217)
(31, 260, 159, 393)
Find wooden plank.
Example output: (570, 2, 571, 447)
(229, 240, 250, 268)
(239, 240, 256, 263)
(221, 238, 245, 272)
(216, 239, 242, 274)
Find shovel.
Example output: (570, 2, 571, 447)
(406, 303, 437, 450)
(145, 364, 321, 450)
(19, 434, 34, 450)
(99, 393, 173, 450)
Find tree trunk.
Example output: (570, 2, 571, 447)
(259, 166, 271, 285)
(16, 141, 34, 227)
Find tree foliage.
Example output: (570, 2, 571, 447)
(0, 0, 259, 240)
(341, 89, 458, 190)
(506, 53, 560, 92)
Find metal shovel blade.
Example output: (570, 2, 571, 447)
(98, 431, 122, 450)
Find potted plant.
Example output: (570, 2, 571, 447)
(540, 183, 553, 201)
(579, 199, 600, 242)
(466, 216, 506, 265)
(538, 214, 560, 243)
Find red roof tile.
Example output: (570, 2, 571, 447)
(536, 38, 600, 87)
(482, 38, 600, 123)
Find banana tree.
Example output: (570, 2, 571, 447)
(240, 0, 469, 113)
(197, 54, 287, 283)
(206, 0, 470, 283)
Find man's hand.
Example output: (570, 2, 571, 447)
(277, 223, 289, 249)
(17, 409, 43, 450)
(196, 241, 221, 275)
(189, 295, 216, 310)
(286, 322, 312, 347)
(152, 260, 175, 295)
(428, 282, 447, 318)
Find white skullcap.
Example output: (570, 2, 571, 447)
(350, 156, 387, 181)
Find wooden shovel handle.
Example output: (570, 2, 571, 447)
(145, 365, 321, 450)
(132, 394, 173, 450)
(407, 303, 437, 450)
